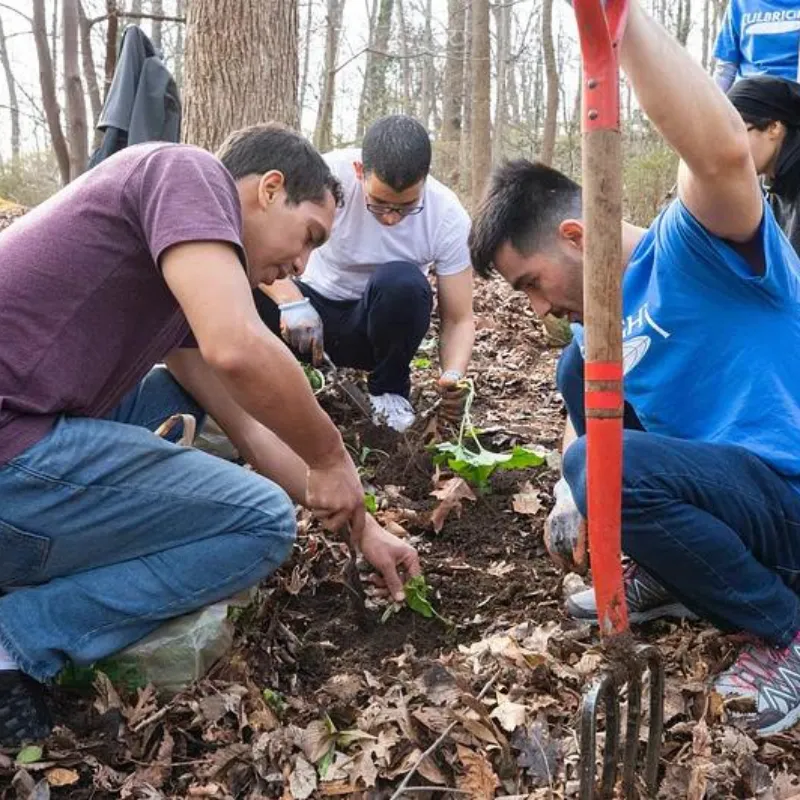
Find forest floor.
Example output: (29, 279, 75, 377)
(2, 279, 800, 800)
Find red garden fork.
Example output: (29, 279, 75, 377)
(573, 0, 664, 795)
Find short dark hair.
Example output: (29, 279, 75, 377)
(469, 159, 582, 279)
(217, 122, 344, 207)
(362, 115, 432, 191)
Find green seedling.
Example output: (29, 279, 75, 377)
(412, 356, 432, 369)
(263, 687, 287, 717)
(15, 745, 43, 765)
(364, 493, 378, 514)
(430, 379, 545, 490)
(381, 576, 451, 625)
(303, 363, 325, 394)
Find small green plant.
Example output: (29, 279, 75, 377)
(412, 356, 432, 369)
(364, 493, 378, 514)
(303, 363, 325, 394)
(382, 575, 451, 625)
(263, 687, 287, 717)
(430, 379, 544, 490)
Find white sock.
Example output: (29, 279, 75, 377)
(0, 642, 19, 671)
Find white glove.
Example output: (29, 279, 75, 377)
(279, 298, 324, 364)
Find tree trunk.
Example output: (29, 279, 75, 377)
(396, 0, 413, 116)
(314, 0, 346, 153)
(183, 0, 299, 152)
(78, 0, 102, 131)
(438, 0, 465, 186)
(104, 0, 119, 101)
(0, 14, 20, 166)
(129, 0, 143, 24)
(470, 0, 490, 208)
(420, 0, 435, 130)
(458, 0, 472, 198)
(174, 0, 184, 89)
(151, 0, 164, 51)
(493, 0, 511, 162)
(63, 0, 88, 179)
(356, 0, 393, 138)
(540, 0, 559, 166)
(299, 0, 314, 120)
(33, 0, 70, 184)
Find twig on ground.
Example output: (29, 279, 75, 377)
(388, 669, 500, 800)
(392, 788, 472, 797)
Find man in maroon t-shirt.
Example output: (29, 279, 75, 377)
(0, 123, 420, 744)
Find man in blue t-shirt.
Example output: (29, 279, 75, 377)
(714, 0, 800, 90)
(470, 0, 800, 734)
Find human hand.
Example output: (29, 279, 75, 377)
(279, 298, 324, 365)
(437, 370, 470, 425)
(305, 450, 366, 535)
(357, 515, 422, 602)
(543, 477, 588, 573)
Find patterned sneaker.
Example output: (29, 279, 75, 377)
(0, 671, 52, 746)
(714, 631, 800, 735)
(566, 559, 697, 624)
(369, 393, 415, 433)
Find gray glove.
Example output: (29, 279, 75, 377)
(544, 477, 588, 574)
(278, 297, 324, 364)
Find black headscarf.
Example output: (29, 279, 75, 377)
(728, 76, 800, 197)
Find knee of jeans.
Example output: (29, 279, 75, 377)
(372, 262, 433, 303)
(620, 429, 659, 492)
(248, 487, 297, 566)
(562, 435, 588, 517)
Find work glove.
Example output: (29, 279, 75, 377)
(437, 370, 470, 425)
(543, 476, 588, 574)
(279, 297, 324, 365)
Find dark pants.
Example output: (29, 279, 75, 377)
(558, 339, 800, 646)
(254, 261, 433, 398)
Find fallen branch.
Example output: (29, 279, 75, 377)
(388, 669, 500, 800)
(393, 789, 471, 797)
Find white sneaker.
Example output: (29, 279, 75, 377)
(369, 393, 415, 432)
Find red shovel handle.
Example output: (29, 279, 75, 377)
(574, 0, 629, 640)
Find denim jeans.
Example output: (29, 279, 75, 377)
(0, 367, 296, 681)
(254, 262, 433, 397)
(558, 339, 800, 646)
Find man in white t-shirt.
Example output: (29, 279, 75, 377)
(254, 115, 475, 432)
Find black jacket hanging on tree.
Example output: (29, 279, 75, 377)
(88, 26, 181, 169)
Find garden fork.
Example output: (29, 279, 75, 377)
(573, 0, 664, 795)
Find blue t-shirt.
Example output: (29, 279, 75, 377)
(572, 199, 800, 491)
(714, 0, 800, 82)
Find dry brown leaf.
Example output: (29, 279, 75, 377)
(136, 728, 175, 789)
(417, 753, 449, 785)
(319, 782, 360, 796)
(512, 482, 542, 515)
(429, 477, 476, 533)
(93, 671, 122, 715)
(456, 744, 500, 799)
(490, 700, 527, 732)
(302, 719, 334, 764)
(45, 768, 79, 787)
(322, 673, 363, 703)
(457, 714, 498, 745)
(350, 743, 379, 788)
(288, 755, 317, 800)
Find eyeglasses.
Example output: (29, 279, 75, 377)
(365, 202, 424, 218)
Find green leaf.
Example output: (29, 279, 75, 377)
(16, 745, 43, 764)
(303, 364, 324, 392)
(412, 356, 432, 369)
(263, 688, 287, 716)
(497, 446, 546, 471)
(364, 493, 377, 514)
(318, 745, 335, 778)
(404, 575, 435, 618)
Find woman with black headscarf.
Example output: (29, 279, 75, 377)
(728, 75, 800, 254)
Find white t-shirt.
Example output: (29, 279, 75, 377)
(300, 148, 472, 301)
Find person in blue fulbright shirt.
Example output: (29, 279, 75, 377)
(469, 0, 800, 735)
(714, 0, 800, 90)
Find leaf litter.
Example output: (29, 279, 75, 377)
(1, 280, 798, 798)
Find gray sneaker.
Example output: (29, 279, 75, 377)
(566, 560, 697, 624)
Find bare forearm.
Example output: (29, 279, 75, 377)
(258, 277, 304, 305)
(439, 317, 474, 375)
(620, 1, 746, 173)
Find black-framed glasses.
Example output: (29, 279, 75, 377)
(365, 202, 424, 218)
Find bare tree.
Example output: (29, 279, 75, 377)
(470, 0, 490, 208)
(129, 0, 143, 24)
(104, 0, 120, 100)
(540, 0, 559, 166)
(419, 0, 435, 130)
(151, 0, 164, 51)
(493, 0, 511, 162)
(174, 0, 184, 89)
(458, 0, 472, 197)
(356, 0, 393, 138)
(396, 0, 413, 115)
(63, 0, 88, 179)
(299, 0, 314, 119)
(314, 0, 346, 153)
(183, 0, 299, 151)
(438, 0, 465, 185)
(0, 13, 20, 166)
(77, 0, 102, 130)
(33, 0, 70, 183)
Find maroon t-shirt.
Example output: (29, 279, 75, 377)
(0, 143, 244, 463)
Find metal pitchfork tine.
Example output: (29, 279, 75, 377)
(573, 0, 665, 795)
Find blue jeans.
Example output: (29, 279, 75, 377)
(255, 262, 433, 397)
(0, 367, 296, 681)
(558, 340, 800, 646)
